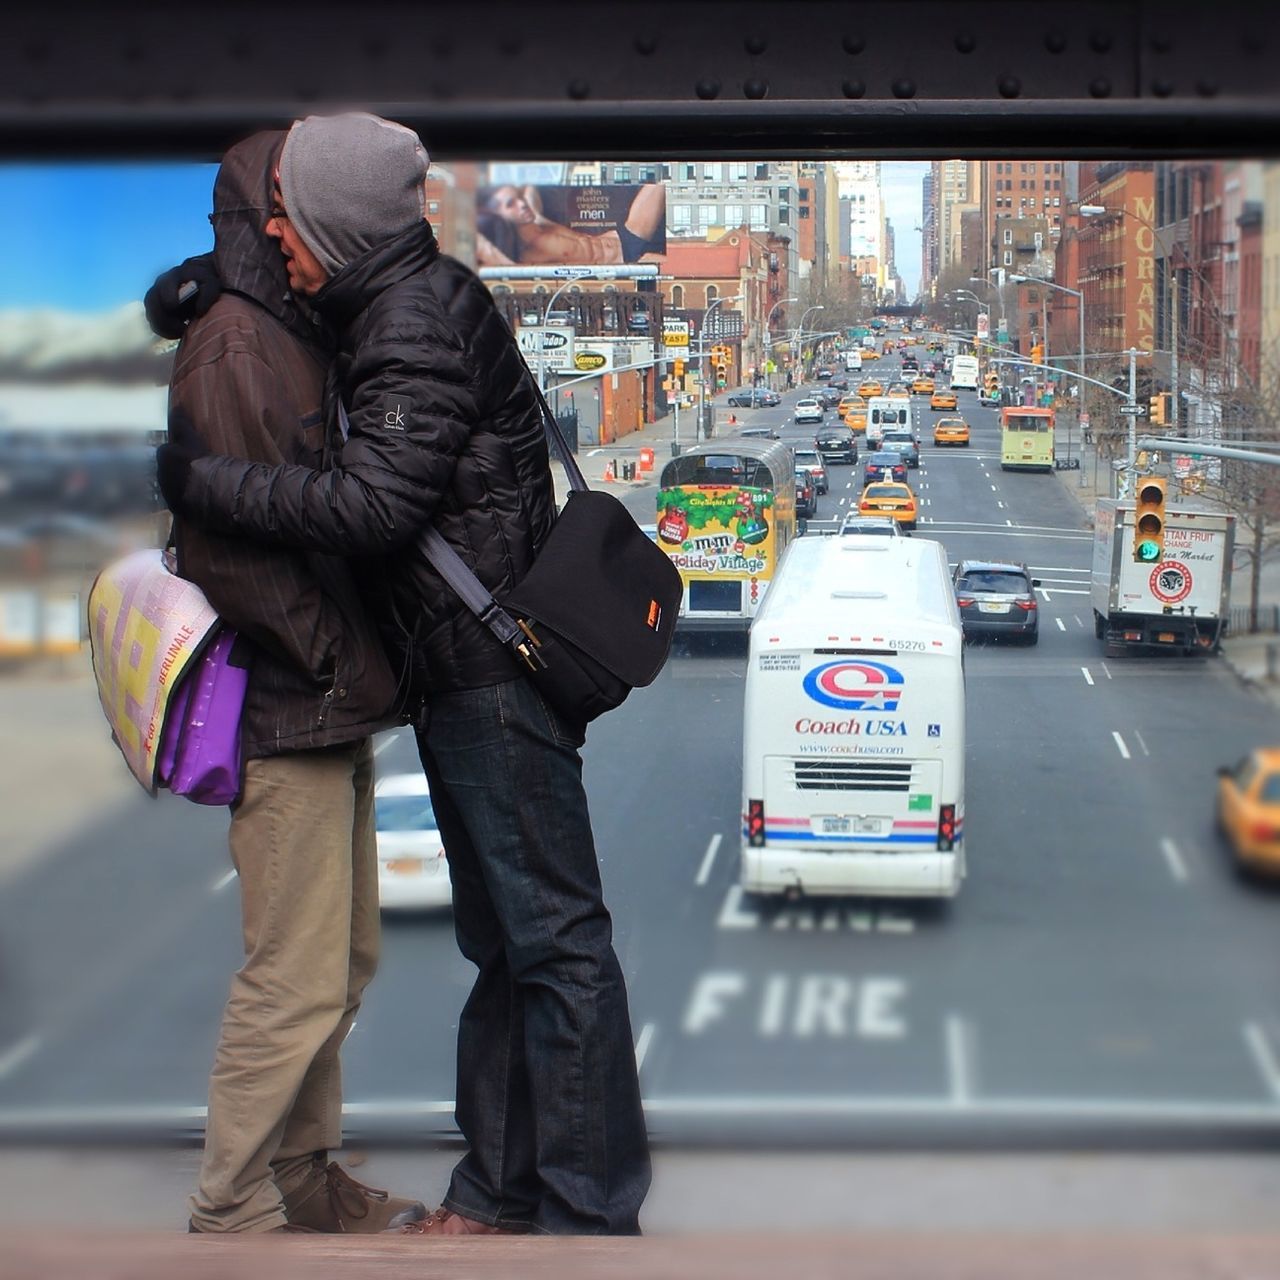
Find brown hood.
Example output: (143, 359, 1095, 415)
(210, 130, 322, 349)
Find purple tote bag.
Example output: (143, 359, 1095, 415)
(156, 627, 249, 806)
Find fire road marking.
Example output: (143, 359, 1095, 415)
(1112, 731, 1131, 760)
(696, 834, 722, 887)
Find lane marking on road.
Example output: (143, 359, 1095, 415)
(1102, 663, 1114, 679)
(0, 1034, 42, 1083)
(1134, 730, 1151, 757)
(990, 484, 998, 492)
(1243, 1023, 1280, 1102)
(373, 733, 402, 757)
(1006, 519, 1013, 526)
(997, 501, 1006, 509)
(1075, 615, 1084, 628)
(211, 869, 238, 894)
(1082, 667, 1095, 686)
(1160, 837, 1189, 884)
(634, 1022, 656, 1073)
(1055, 618, 1066, 631)
(946, 1015, 974, 1106)
(1112, 731, 1131, 760)
(695, 834, 722, 887)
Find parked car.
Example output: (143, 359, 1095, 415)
(726, 387, 779, 407)
(815, 368, 833, 380)
(375, 772, 452, 911)
(739, 425, 781, 440)
(863, 451, 908, 485)
(793, 397, 825, 424)
(793, 448, 829, 494)
(814, 426, 858, 465)
(952, 559, 1041, 644)
(794, 469, 818, 518)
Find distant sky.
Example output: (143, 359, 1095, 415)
(881, 161, 926, 299)
(0, 163, 217, 312)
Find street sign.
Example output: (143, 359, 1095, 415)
(516, 325, 575, 371)
(662, 318, 690, 360)
(976, 313, 990, 341)
(1118, 405, 1148, 417)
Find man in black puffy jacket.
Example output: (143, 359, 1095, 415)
(157, 112, 650, 1237)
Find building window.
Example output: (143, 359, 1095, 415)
(724, 203, 745, 225)
(735, 163, 749, 181)
(1029, 162, 1036, 175)
(671, 285, 684, 308)
(661, 165, 672, 181)
(1004, 250, 1013, 266)
(426, 200, 441, 215)
(799, 187, 810, 201)
(703, 163, 722, 182)
(1004, 228, 1013, 244)
(779, 207, 790, 225)
(614, 165, 632, 183)
(706, 284, 719, 306)
(755, 162, 769, 179)
(697, 206, 715, 232)
(750, 204, 769, 230)
(672, 204, 692, 231)
(683, 164, 696, 181)
(572, 173, 593, 186)
(799, 206, 811, 219)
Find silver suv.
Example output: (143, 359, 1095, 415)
(793, 398, 824, 424)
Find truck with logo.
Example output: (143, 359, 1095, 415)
(741, 536, 966, 899)
(1090, 500, 1235, 656)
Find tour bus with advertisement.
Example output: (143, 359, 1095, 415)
(1000, 405, 1055, 471)
(740, 535, 966, 899)
(656, 440, 797, 631)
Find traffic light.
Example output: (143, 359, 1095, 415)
(1132, 477, 1167, 564)
(1148, 392, 1171, 426)
(673, 358, 686, 379)
(1030, 343, 1044, 366)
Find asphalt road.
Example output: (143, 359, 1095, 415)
(3, 346, 1280, 1145)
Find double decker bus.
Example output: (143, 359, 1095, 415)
(1000, 406, 1055, 472)
(656, 440, 797, 631)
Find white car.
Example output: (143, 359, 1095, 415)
(793, 398, 825, 424)
(839, 514, 902, 537)
(375, 772, 451, 911)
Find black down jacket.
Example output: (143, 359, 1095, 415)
(185, 221, 557, 694)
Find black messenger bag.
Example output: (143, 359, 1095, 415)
(419, 368, 683, 726)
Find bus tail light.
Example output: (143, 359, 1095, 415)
(937, 804, 956, 852)
(748, 800, 766, 847)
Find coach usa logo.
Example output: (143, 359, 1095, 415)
(802, 660, 905, 712)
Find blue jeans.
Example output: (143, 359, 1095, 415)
(414, 678, 650, 1235)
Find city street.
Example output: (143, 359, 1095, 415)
(2, 352, 1280, 1146)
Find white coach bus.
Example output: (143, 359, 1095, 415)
(741, 536, 966, 899)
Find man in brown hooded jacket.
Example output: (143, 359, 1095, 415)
(167, 130, 424, 1235)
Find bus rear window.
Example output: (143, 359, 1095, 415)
(661, 455, 772, 488)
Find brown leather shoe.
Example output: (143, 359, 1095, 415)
(282, 1158, 428, 1234)
(387, 1207, 528, 1237)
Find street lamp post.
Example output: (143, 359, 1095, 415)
(764, 295, 798, 389)
(698, 293, 743, 442)
(795, 305, 825, 383)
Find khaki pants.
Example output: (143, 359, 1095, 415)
(189, 739, 379, 1233)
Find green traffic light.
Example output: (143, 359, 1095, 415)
(1136, 539, 1161, 562)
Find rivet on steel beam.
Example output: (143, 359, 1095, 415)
(696, 79, 722, 100)
(1044, 31, 1067, 54)
(842, 34, 866, 55)
(998, 75, 1021, 99)
(745, 35, 767, 56)
(1089, 77, 1112, 98)
(567, 79, 590, 100)
(634, 35, 658, 56)
(1152, 79, 1174, 97)
(1089, 31, 1113, 54)
(892, 78, 916, 99)
(744, 79, 769, 99)
(955, 33, 977, 54)
(842, 79, 866, 99)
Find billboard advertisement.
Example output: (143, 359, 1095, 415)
(476, 183, 666, 269)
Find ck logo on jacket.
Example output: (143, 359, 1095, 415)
(383, 397, 409, 430)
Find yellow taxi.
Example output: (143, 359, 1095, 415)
(1217, 748, 1280, 876)
(844, 404, 868, 433)
(860, 348, 879, 362)
(836, 395, 862, 417)
(911, 376, 935, 396)
(858, 481, 917, 530)
(930, 389, 959, 411)
(858, 378, 884, 399)
(933, 416, 971, 447)
(888, 384, 910, 399)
